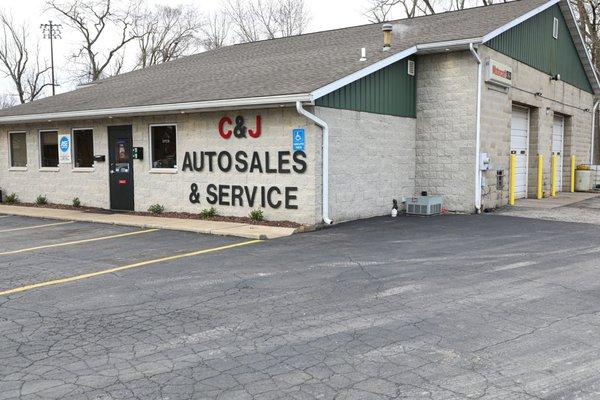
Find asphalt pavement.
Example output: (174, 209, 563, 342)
(2, 213, 600, 399)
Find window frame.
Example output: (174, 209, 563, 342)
(38, 129, 60, 171)
(72, 127, 95, 172)
(148, 123, 178, 173)
(553, 17, 559, 39)
(8, 130, 28, 171)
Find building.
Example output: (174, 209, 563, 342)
(0, 0, 597, 225)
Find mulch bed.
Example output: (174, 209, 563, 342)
(4, 202, 301, 228)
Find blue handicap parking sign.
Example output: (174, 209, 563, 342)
(293, 128, 305, 151)
(59, 136, 70, 152)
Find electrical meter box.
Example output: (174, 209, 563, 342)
(480, 152, 491, 171)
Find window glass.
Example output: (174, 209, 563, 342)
(9, 132, 27, 167)
(74, 129, 94, 168)
(40, 130, 58, 167)
(151, 125, 177, 169)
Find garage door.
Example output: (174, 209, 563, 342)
(552, 115, 564, 191)
(511, 106, 529, 199)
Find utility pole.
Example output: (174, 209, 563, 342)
(40, 20, 62, 96)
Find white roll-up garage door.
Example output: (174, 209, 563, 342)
(511, 106, 529, 199)
(552, 115, 564, 191)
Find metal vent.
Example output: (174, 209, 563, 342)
(406, 196, 442, 216)
(407, 60, 415, 76)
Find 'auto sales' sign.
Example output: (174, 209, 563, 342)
(182, 115, 306, 210)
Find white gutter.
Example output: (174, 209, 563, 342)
(0, 94, 311, 124)
(469, 43, 483, 213)
(591, 100, 599, 164)
(296, 101, 333, 225)
(415, 37, 482, 53)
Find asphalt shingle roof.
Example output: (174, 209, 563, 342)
(0, 0, 551, 118)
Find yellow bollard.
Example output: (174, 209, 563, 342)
(509, 153, 516, 206)
(570, 155, 576, 193)
(551, 153, 557, 197)
(537, 154, 543, 199)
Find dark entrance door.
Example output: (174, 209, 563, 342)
(108, 125, 134, 211)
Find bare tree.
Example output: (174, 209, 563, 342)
(0, 13, 51, 104)
(200, 10, 231, 50)
(134, 5, 203, 68)
(365, 0, 510, 22)
(573, 0, 600, 67)
(277, 0, 310, 37)
(225, 0, 310, 43)
(226, 0, 262, 42)
(0, 93, 17, 109)
(46, 0, 142, 82)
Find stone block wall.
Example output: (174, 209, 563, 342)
(0, 107, 321, 225)
(415, 51, 478, 212)
(479, 46, 594, 205)
(315, 106, 416, 223)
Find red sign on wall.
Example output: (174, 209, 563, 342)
(218, 115, 261, 139)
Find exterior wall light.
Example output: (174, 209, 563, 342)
(551, 74, 561, 81)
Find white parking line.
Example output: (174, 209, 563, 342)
(0, 221, 75, 234)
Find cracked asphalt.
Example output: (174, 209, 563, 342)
(2, 213, 600, 399)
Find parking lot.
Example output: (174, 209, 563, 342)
(2, 212, 600, 399)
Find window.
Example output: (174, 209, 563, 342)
(40, 130, 58, 168)
(9, 132, 27, 168)
(73, 129, 94, 168)
(150, 124, 177, 169)
(553, 17, 559, 39)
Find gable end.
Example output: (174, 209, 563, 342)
(314, 57, 417, 118)
(485, 4, 593, 93)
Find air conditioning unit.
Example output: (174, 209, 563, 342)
(406, 195, 442, 216)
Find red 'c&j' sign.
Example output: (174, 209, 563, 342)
(218, 115, 261, 139)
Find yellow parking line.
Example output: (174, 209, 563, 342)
(0, 228, 159, 256)
(0, 221, 74, 234)
(0, 239, 261, 296)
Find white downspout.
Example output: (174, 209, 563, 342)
(469, 43, 483, 213)
(296, 101, 333, 224)
(591, 100, 599, 165)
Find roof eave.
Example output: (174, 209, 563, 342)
(0, 93, 312, 125)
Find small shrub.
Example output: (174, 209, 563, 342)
(148, 204, 165, 214)
(199, 207, 217, 219)
(249, 209, 264, 221)
(4, 193, 19, 204)
(36, 195, 47, 205)
(72, 197, 81, 208)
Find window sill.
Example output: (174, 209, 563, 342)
(39, 167, 60, 172)
(9, 166, 27, 172)
(72, 167, 95, 173)
(149, 168, 178, 174)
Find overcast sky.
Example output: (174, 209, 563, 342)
(0, 0, 385, 98)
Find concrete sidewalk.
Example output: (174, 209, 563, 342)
(497, 191, 600, 225)
(0, 205, 297, 239)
